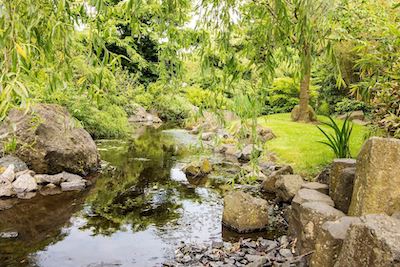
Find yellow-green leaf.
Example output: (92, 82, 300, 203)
(15, 43, 27, 59)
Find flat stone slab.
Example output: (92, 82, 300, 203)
(302, 182, 329, 195)
(292, 189, 334, 208)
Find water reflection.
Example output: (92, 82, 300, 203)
(0, 126, 225, 267)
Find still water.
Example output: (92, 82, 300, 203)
(0, 126, 244, 267)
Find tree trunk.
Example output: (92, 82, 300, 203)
(296, 45, 312, 122)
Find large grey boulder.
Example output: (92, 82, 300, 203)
(310, 216, 361, 267)
(349, 137, 400, 216)
(335, 214, 400, 267)
(289, 201, 345, 256)
(34, 174, 63, 185)
(275, 175, 304, 202)
(222, 191, 269, 233)
(261, 165, 293, 193)
(0, 104, 100, 175)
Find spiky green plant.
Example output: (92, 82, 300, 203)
(317, 116, 353, 158)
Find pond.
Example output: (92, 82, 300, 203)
(0, 125, 277, 267)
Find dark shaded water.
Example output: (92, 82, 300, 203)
(0, 126, 245, 267)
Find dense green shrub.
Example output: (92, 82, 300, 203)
(154, 94, 194, 122)
(335, 99, 372, 114)
(71, 104, 130, 139)
(262, 77, 318, 114)
(266, 77, 299, 113)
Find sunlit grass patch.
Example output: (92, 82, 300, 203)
(259, 113, 369, 177)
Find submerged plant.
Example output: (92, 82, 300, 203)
(317, 115, 353, 158)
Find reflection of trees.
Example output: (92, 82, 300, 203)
(0, 192, 89, 266)
(84, 127, 188, 235)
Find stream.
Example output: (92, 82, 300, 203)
(0, 125, 276, 267)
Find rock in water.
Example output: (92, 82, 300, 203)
(335, 214, 400, 267)
(0, 164, 15, 182)
(0, 104, 99, 175)
(184, 159, 212, 178)
(60, 181, 86, 191)
(348, 137, 400, 216)
(0, 232, 18, 239)
(0, 179, 15, 197)
(12, 173, 38, 193)
(222, 191, 269, 233)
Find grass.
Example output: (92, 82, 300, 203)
(258, 113, 370, 177)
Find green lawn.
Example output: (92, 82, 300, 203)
(258, 113, 369, 177)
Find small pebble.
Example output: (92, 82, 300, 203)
(0, 231, 18, 239)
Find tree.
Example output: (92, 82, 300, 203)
(198, 0, 340, 122)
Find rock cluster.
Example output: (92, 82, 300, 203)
(289, 189, 345, 256)
(0, 159, 89, 201)
(164, 237, 306, 267)
(287, 137, 400, 266)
